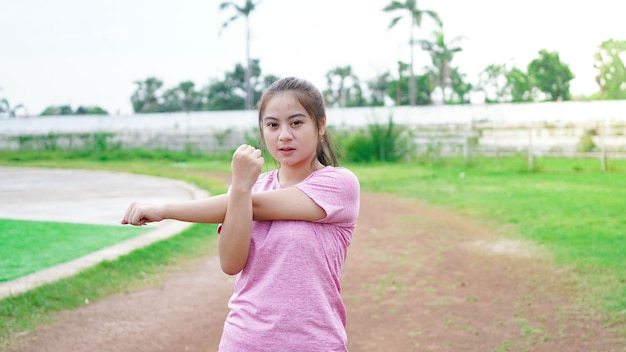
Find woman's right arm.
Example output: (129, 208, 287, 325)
(121, 194, 229, 226)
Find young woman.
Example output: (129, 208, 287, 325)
(122, 76, 360, 351)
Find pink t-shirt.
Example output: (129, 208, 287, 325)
(218, 166, 360, 351)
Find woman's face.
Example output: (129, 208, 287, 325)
(261, 92, 325, 169)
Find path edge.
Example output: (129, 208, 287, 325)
(0, 176, 209, 300)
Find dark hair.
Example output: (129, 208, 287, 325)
(257, 76, 339, 167)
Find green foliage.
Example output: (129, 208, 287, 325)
(594, 39, 626, 100)
(383, 0, 442, 106)
(75, 106, 109, 115)
(387, 66, 432, 106)
(367, 72, 392, 106)
(478, 63, 534, 103)
(0, 98, 25, 118)
(40, 105, 108, 116)
(323, 66, 366, 108)
(39, 105, 74, 116)
(506, 67, 534, 102)
(448, 67, 472, 104)
(0, 146, 224, 165)
(577, 129, 597, 152)
(477, 63, 509, 103)
(340, 116, 405, 162)
(528, 49, 575, 101)
(131, 77, 164, 113)
(418, 28, 466, 104)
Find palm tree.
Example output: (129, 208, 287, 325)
(383, 0, 441, 106)
(131, 77, 163, 113)
(417, 27, 465, 103)
(324, 66, 361, 107)
(0, 98, 25, 118)
(219, 0, 263, 110)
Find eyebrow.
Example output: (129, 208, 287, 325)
(263, 113, 307, 121)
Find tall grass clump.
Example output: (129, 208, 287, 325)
(337, 116, 410, 163)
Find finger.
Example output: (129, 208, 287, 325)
(121, 203, 135, 224)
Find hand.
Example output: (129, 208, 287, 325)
(121, 202, 164, 226)
(231, 144, 264, 191)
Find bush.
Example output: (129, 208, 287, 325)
(339, 116, 407, 163)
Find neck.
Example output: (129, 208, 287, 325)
(278, 160, 324, 187)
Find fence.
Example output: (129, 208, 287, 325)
(2, 100, 625, 168)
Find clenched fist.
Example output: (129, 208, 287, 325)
(121, 202, 164, 226)
(230, 144, 264, 192)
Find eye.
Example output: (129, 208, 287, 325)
(266, 122, 278, 128)
(291, 120, 303, 126)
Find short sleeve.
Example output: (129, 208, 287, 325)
(294, 167, 360, 227)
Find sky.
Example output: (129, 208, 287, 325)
(1, 0, 624, 116)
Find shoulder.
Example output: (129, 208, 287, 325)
(301, 166, 360, 192)
(314, 166, 359, 183)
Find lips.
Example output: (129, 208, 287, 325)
(278, 147, 295, 155)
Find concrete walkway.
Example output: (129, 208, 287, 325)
(0, 167, 209, 299)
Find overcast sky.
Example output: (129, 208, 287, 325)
(1, 0, 624, 116)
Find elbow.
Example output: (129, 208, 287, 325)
(221, 264, 242, 276)
(219, 258, 246, 276)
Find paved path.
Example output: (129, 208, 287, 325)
(0, 167, 209, 298)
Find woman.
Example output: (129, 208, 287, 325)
(122, 76, 360, 351)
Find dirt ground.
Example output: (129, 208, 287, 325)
(5, 189, 625, 351)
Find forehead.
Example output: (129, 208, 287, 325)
(263, 92, 306, 117)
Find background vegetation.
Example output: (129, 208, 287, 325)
(1, 1, 625, 117)
(1, 134, 625, 345)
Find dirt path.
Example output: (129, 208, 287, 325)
(6, 192, 625, 351)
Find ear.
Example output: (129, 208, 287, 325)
(319, 116, 327, 137)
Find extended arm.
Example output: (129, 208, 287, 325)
(120, 185, 324, 226)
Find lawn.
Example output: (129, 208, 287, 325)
(0, 219, 149, 282)
(350, 156, 626, 316)
(0, 152, 625, 346)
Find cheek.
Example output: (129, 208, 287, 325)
(261, 130, 277, 146)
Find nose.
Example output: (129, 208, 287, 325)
(278, 125, 293, 140)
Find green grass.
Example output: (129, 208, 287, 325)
(0, 150, 625, 345)
(350, 156, 626, 322)
(0, 219, 149, 282)
(0, 223, 219, 348)
(0, 153, 230, 348)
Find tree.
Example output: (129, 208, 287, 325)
(204, 59, 267, 110)
(388, 61, 432, 105)
(367, 72, 392, 106)
(0, 98, 25, 117)
(40, 105, 74, 116)
(506, 67, 534, 102)
(178, 81, 204, 112)
(418, 27, 465, 104)
(594, 39, 626, 100)
(75, 106, 109, 115)
(527, 49, 574, 101)
(383, 0, 441, 106)
(160, 81, 204, 113)
(219, 0, 264, 110)
(40, 105, 108, 116)
(448, 67, 472, 104)
(477, 63, 510, 103)
(131, 77, 164, 113)
(323, 66, 365, 107)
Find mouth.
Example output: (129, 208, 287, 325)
(278, 147, 295, 155)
